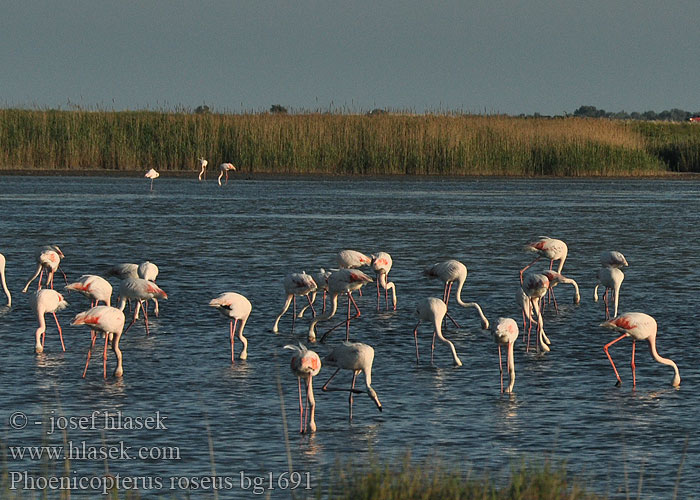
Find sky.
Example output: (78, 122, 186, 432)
(2, 0, 699, 116)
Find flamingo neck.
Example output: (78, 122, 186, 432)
(507, 341, 515, 392)
(0, 263, 10, 306)
(556, 254, 567, 273)
(647, 337, 681, 386)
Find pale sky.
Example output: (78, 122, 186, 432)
(2, 0, 699, 115)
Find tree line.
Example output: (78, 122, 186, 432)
(571, 105, 700, 122)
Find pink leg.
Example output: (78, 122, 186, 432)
(297, 377, 304, 433)
(519, 256, 541, 283)
(604, 334, 628, 386)
(498, 344, 503, 393)
(52, 313, 65, 351)
(82, 331, 97, 378)
(303, 378, 309, 433)
(631, 341, 636, 387)
(349, 372, 358, 421)
(103, 335, 109, 379)
(431, 330, 436, 364)
(307, 294, 316, 317)
(230, 319, 238, 362)
(292, 297, 296, 330)
(413, 322, 421, 362)
(143, 302, 150, 335)
(376, 280, 381, 311)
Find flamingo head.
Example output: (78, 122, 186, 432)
(367, 387, 382, 412)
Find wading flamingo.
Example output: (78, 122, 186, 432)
(31, 289, 68, 353)
(337, 250, 372, 269)
(371, 252, 396, 311)
(520, 237, 568, 283)
(522, 273, 550, 353)
(298, 269, 332, 318)
(118, 278, 167, 335)
(209, 292, 251, 362)
(322, 341, 382, 421)
(413, 297, 462, 366)
(65, 275, 112, 307)
(272, 272, 317, 333)
(145, 168, 159, 191)
(310, 269, 373, 343)
(107, 263, 139, 280)
(594, 267, 624, 319)
(541, 270, 580, 313)
(0, 253, 10, 306)
(284, 343, 321, 433)
(423, 259, 489, 329)
(516, 287, 533, 338)
(600, 312, 680, 388)
(492, 318, 519, 393)
(197, 157, 208, 181)
(71, 306, 126, 378)
(599, 250, 629, 269)
(22, 245, 65, 292)
(137, 261, 161, 316)
(217, 163, 236, 185)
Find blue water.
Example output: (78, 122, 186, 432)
(0, 175, 698, 499)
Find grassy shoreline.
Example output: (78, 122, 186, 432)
(2, 109, 700, 176)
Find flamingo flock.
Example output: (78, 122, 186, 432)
(0, 235, 684, 433)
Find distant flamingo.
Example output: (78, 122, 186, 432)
(521, 272, 550, 353)
(492, 317, 519, 393)
(71, 306, 126, 378)
(217, 163, 236, 185)
(600, 312, 680, 387)
(599, 250, 629, 269)
(0, 253, 11, 306)
(541, 270, 581, 313)
(371, 252, 396, 311)
(298, 269, 331, 318)
(22, 245, 65, 293)
(209, 292, 251, 362)
(413, 297, 462, 366)
(118, 278, 167, 335)
(423, 259, 489, 329)
(107, 263, 139, 280)
(310, 269, 373, 343)
(322, 341, 382, 421)
(31, 289, 68, 353)
(197, 157, 208, 181)
(137, 261, 161, 316)
(337, 250, 372, 269)
(594, 267, 625, 319)
(272, 272, 317, 333)
(516, 287, 533, 337)
(145, 168, 159, 191)
(284, 343, 321, 433)
(520, 237, 568, 283)
(65, 275, 112, 307)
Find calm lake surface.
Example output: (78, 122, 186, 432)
(0, 175, 698, 499)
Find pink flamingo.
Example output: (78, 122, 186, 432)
(541, 270, 580, 313)
(138, 261, 161, 316)
(71, 306, 126, 378)
(601, 312, 680, 388)
(520, 237, 568, 283)
(322, 341, 382, 421)
(309, 269, 373, 343)
(521, 272, 551, 353)
(145, 168, 159, 191)
(412, 297, 462, 366)
(599, 250, 629, 269)
(284, 343, 321, 433)
(217, 163, 236, 185)
(107, 263, 139, 280)
(65, 275, 113, 307)
(371, 252, 396, 311)
(31, 289, 68, 353)
(337, 250, 372, 269)
(516, 287, 533, 337)
(197, 157, 208, 181)
(272, 272, 317, 333)
(492, 317, 519, 393)
(22, 245, 65, 292)
(209, 292, 251, 362)
(423, 259, 489, 329)
(118, 278, 167, 335)
(298, 269, 332, 318)
(594, 267, 624, 319)
(0, 253, 10, 306)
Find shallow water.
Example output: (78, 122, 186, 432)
(0, 175, 698, 499)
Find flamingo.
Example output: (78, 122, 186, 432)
(309, 269, 373, 343)
(516, 287, 533, 337)
(137, 261, 161, 316)
(217, 163, 236, 185)
(412, 297, 462, 366)
(118, 278, 167, 335)
(298, 268, 331, 318)
(0, 252, 11, 306)
(272, 272, 317, 333)
(106, 263, 139, 280)
(337, 250, 372, 269)
(521, 272, 550, 353)
(371, 252, 396, 311)
(594, 267, 624, 319)
(145, 168, 159, 191)
(600, 312, 680, 388)
(284, 343, 321, 433)
(71, 306, 126, 378)
(197, 157, 208, 181)
(492, 317, 519, 393)
(322, 341, 382, 421)
(599, 250, 629, 269)
(31, 289, 68, 353)
(423, 260, 489, 329)
(22, 245, 65, 293)
(65, 275, 112, 307)
(541, 270, 581, 314)
(520, 237, 568, 283)
(209, 292, 251, 362)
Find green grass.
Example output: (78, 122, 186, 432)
(3, 108, 698, 176)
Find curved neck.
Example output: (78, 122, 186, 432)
(0, 263, 10, 306)
(647, 336, 680, 385)
(507, 341, 515, 392)
(556, 254, 567, 273)
(456, 299, 489, 328)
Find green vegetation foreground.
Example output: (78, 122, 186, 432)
(2, 109, 700, 175)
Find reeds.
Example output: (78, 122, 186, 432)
(0, 109, 683, 175)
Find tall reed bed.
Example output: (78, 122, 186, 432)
(0, 109, 675, 175)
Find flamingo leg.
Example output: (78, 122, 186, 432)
(550, 287, 559, 314)
(498, 344, 504, 393)
(52, 312, 65, 351)
(519, 256, 541, 283)
(376, 280, 381, 311)
(297, 377, 304, 433)
(38, 268, 45, 290)
(631, 340, 636, 387)
(82, 331, 97, 378)
(320, 293, 361, 343)
(307, 294, 316, 317)
(225, 171, 229, 184)
(431, 329, 436, 364)
(604, 290, 610, 319)
(322, 368, 341, 391)
(142, 301, 150, 335)
(230, 320, 236, 363)
(303, 377, 310, 433)
(307, 376, 316, 433)
(103, 335, 108, 379)
(413, 321, 421, 362)
(322, 290, 327, 314)
(445, 312, 461, 329)
(349, 372, 358, 421)
(604, 334, 628, 386)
